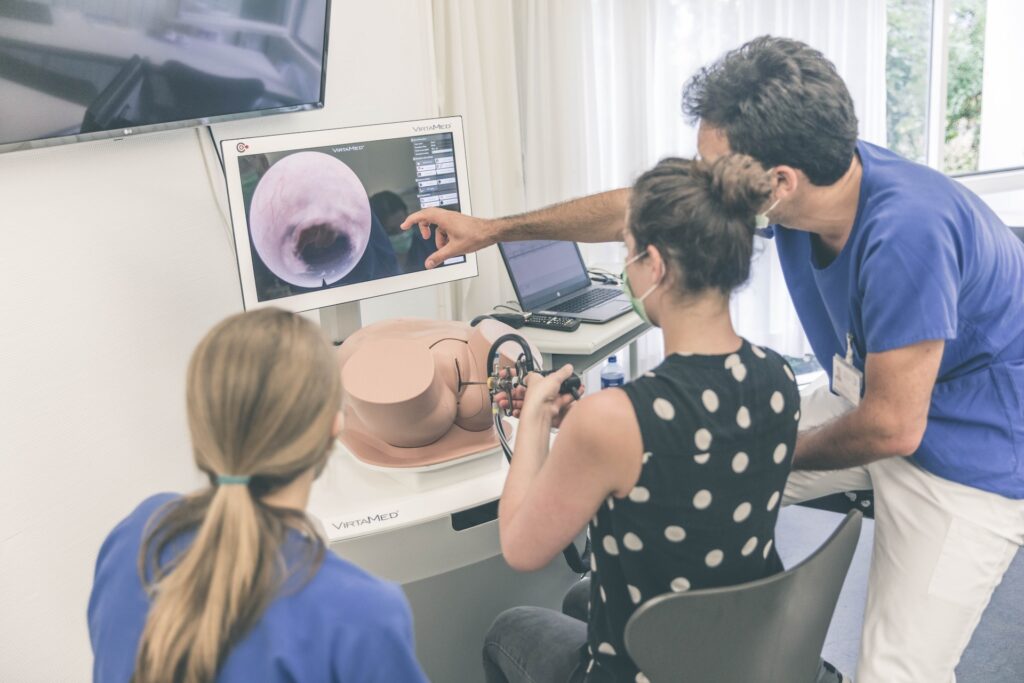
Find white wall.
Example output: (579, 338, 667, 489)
(978, 0, 1024, 172)
(0, 2, 438, 680)
(956, 169, 1024, 227)
(978, 188, 1024, 227)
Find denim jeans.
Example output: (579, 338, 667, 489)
(561, 578, 590, 621)
(483, 582, 590, 683)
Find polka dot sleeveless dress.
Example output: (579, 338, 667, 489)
(582, 340, 800, 682)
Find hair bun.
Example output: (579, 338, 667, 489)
(706, 154, 772, 221)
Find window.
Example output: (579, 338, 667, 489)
(886, 0, 1024, 175)
(886, 0, 932, 164)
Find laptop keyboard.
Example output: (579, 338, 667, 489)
(549, 288, 620, 313)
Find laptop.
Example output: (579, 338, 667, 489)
(498, 240, 632, 323)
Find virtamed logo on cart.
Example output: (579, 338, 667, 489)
(331, 510, 399, 530)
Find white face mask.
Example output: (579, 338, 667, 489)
(755, 198, 781, 230)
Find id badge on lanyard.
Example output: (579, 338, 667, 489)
(833, 332, 863, 406)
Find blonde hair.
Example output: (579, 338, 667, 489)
(133, 308, 341, 683)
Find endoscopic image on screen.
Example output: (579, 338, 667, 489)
(237, 134, 463, 302)
(0, 0, 329, 147)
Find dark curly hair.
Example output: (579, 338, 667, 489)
(682, 36, 858, 186)
(629, 154, 772, 296)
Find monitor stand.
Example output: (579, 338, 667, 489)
(319, 301, 362, 345)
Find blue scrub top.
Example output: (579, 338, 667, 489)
(772, 140, 1024, 498)
(88, 494, 429, 683)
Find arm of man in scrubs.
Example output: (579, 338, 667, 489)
(793, 220, 960, 469)
(400, 190, 630, 268)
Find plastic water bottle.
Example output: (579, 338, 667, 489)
(600, 355, 625, 389)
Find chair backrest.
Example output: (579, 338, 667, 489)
(624, 509, 863, 683)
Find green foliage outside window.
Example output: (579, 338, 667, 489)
(886, 0, 932, 164)
(944, 0, 986, 174)
(885, 0, 987, 173)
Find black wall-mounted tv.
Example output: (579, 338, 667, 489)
(0, 0, 331, 154)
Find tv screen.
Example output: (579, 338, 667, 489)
(0, 0, 330, 153)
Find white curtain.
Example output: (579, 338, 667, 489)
(511, 0, 889, 362)
(429, 0, 888, 370)
(431, 0, 527, 319)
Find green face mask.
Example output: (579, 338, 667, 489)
(388, 229, 414, 255)
(621, 250, 661, 325)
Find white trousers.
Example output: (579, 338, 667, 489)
(785, 385, 1024, 683)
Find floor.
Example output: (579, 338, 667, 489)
(775, 506, 1024, 682)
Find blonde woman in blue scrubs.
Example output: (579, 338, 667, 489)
(88, 309, 428, 683)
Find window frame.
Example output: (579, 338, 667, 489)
(924, 0, 950, 170)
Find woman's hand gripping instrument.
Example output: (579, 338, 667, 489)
(486, 334, 582, 414)
(482, 331, 591, 574)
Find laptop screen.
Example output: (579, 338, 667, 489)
(500, 240, 592, 310)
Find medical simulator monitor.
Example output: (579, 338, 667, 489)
(221, 116, 477, 313)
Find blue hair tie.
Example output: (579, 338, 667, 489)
(216, 474, 251, 485)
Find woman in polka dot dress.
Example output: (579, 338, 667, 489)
(483, 155, 848, 683)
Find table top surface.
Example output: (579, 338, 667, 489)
(514, 311, 648, 355)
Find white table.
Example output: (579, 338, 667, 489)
(514, 311, 651, 379)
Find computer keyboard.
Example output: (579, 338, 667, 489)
(550, 288, 620, 313)
(524, 314, 581, 332)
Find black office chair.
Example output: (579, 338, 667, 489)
(624, 510, 863, 683)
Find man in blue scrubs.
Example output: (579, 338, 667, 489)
(686, 38, 1024, 683)
(402, 36, 1024, 683)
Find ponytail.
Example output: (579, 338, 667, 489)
(133, 309, 340, 683)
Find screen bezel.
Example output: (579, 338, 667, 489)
(0, 0, 332, 155)
(220, 116, 478, 313)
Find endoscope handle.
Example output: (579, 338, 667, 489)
(538, 369, 582, 400)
